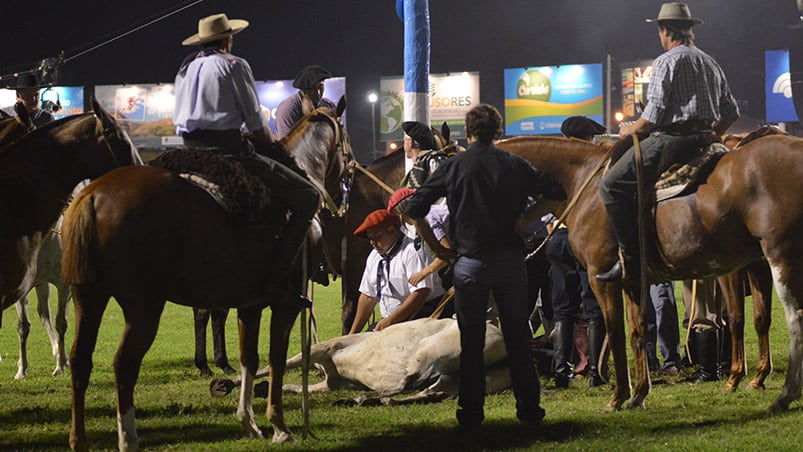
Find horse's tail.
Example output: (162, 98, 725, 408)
(61, 192, 99, 284)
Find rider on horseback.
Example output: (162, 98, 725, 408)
(174, 13, 320, 304)
(596, 2, 739, 284)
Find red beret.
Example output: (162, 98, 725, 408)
(354, 209, 401, 239)
(387, 188, 416, 213)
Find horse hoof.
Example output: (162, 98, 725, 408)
(209, 378, 236, 397)
(221, 365, 236, 375)
(52, 367, 66, 377)
(273, 431, 295, 444)
(198, 367, 213, 378)
(14, 372, 26, 380)
(768, 401, 787, 414)
(626, 399, 646, 410)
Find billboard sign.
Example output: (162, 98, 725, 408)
(766, 50, 799, 123)
(503, 64, 603, 135)
(0, 85, 85, 120)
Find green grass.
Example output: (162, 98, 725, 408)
(0, 280, 800, 451)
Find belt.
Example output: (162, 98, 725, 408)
(658, 119, 713, 135)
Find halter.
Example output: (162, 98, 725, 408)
(93, 113, 127, 167)
(304, 108, 355, 218)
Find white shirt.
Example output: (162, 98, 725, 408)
(358, 235, 444, 318)
(173, 52, 268, 134)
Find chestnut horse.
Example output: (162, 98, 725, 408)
(496, 132, 803, 413)
(60, 102, 352, 451)
(0, 99, 142, 320)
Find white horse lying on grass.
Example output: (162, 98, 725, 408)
(210, 317, 513, 405)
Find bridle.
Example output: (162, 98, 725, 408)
(306, 109, 355, 218)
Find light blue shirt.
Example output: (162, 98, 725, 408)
(173, 52, 268, 134)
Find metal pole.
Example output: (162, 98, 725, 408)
(371, 102, 377, 153)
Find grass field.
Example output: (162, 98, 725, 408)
(0, 280, 800, 451)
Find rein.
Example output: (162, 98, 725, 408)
(304, 110, 354, 218)
(349, 161, 396, 195)
(525, 146, 614, 261)
(94, 114, 124, 166)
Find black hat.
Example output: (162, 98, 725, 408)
(560, 116, 606, 140)
(14, 73, 43, 90)
(292, 65, 332, 90)
(402, 121, 436, 150)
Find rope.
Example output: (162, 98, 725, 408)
(428, 287, 455, 319)
(685, 279, 698, 365)
(350, 161, 396, 195)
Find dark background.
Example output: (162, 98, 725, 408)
(1, 0, 799, 162)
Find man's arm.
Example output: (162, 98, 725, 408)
(713, 111, 739, 136)
(348, 293, 378, 334)
(619, 116, 655, 137)
(374, 288, 432, 331)
(411, 217, 457, 261)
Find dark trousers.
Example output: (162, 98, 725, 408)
(453, 251, 541, 425)
(546, 229, 602, 323)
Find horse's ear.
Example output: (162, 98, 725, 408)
(441, 121, 450, 142)
(91, 97, 114, 128)
(14, 102, 32, 128)
(336, 95, 347, 118)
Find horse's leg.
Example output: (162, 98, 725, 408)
(266, 303, 300, 443)
(767, 256, 803, 413)
(211, 308, 235, 374)
(114, 298, 166, 452)
(717, 271, 747, 392)
(53, 281, 71, 376)
(193, 308, 213, 377)
(69, 285, 111, 452)
(236, 306, 264, 439)
(624, 287, 651, 409)
(588, 279, 631, 412)
(35, 283, 61, 360)
(15, 296, 32, 380)
(746, 260, 773, 390)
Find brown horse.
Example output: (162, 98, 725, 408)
(496, 132, 803, 414)
(60, 102, 352, 451)
(0, 99, 142, 320)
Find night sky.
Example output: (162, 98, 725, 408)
(1, 0, 799, 161)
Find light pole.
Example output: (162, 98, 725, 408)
(368, 92, 378, 153)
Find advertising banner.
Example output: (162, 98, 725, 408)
(379, 72, 480, 143)
(504, 64, 603, 135)
(620, 59, 654, 121)
(94, 77, 347, 153)
(0, 86, 84, 120)
(766, 50, 799, 123)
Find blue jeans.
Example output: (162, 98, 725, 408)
(645, 282, 682, 370)
(453, 251, 542, 425)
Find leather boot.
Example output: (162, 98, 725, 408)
(596, 201, 640, 283)
(552, 321, 575, 388)
(689, 330, 720, 382)
(718, 322, 732, 377)
(587, 319, 607, 387)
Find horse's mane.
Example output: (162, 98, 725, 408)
(282, 107, 336, 144)
(727, 125, 789, 149)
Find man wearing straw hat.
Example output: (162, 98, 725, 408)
(596, 3, 740, 284)
(174, 13, 320, 304)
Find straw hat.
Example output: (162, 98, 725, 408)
(182, 13, 249, 46)
(646, 2, 703, 25)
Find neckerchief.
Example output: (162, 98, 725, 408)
(177, 48, 227, 77)
(375, 235, 405, 303)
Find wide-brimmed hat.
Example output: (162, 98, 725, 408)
(182, 13, 249, 46)
(402, 121, 436, 150)
(292, 65, 332, 90)
(387, 188, 416, 213)
(354, 209, 401, 239)
(13, 73, 43, 90)
(561, 116, 606, 140)
(646, 2, 703, 25)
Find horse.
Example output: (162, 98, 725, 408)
(60, 100, 352, 451)
(495, 131, 803, 413)
(0, 98, 143, 322)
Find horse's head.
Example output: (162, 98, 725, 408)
(283, 95, 353, 218)
(0, 115, 30, 148)
(91, 97, 144, 167)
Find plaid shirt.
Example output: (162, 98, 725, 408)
(642, 44, 738, 126)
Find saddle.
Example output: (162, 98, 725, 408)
(654, 141, 729, 202)
(149, 148, 273, 225)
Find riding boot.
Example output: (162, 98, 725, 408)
(596, 201, 640, 283)
(718, 322, 732, 378)
(587, 319, 607, 387)
(552, 321, 575, 388)
(689, 330, 720, 382)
